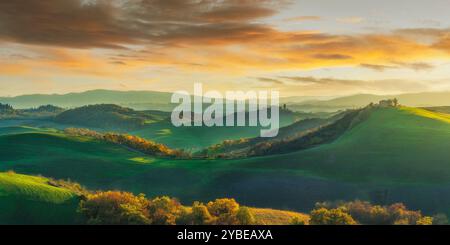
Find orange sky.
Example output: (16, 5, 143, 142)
(1, 0, 450, 97)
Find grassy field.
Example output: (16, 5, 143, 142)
(0, 171, 308, 225)
(0, 111, 301, 151)
(0, 172, 79, 224)
(238, 107, 450, 183)
(249, 208, 309, 225)
(1, 107, 450, 216)
(130, 110, 301, 150)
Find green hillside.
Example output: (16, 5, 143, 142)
(239, 107, 450, 183)
(0, 171, 309, 225)
(0, 172, 79, 224)
(0, 126, 54, 136)
(0, 131, 160, 187)
(54, 104, 166, 131)
(1, 107, 450, 215)
(130, 109, 304, 150)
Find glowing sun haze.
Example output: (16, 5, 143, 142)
(1, 0, 450, 97)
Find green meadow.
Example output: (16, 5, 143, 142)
(0, 172, 80, 224)
(1, 107, 450, 218)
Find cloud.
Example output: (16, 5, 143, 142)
(284, 16, 321, 22)
(361, 62, 435, 72)
(1, 0, 450, 96)
(312, 54, 353, 60)
(0, 0, 285, 48)
(360, 63, 398, 72)
(394, 27, 450, 52)
(256, 77, 285, 84)
(279, 76, 365, 86)
(337, 17, 364, 24)
(392, 62, 434, 71)
(272, 76, 434, 95)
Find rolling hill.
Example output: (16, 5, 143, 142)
(0, 107, 307, 151)
(0, 103, 64, 119)
(0, 172, 80, 224)
(237, 106, 450, 183)
(1, 106, 450, 216)
(200, 114, 343, 157)
(0, 90, 174, 110)
(288, 91, 450, 112)
(129, 108, 307, 150)
(54, 104, 168, 131)
(0, 171, 309, 225)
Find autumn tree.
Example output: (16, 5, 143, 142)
(78, 191, 151, 225)
(177, 201, 215, 225)
(207, 198, 241, 225)
(148, 196, 183, 225)
(309, 208, 357, 225)
(236, 206, 256, 225)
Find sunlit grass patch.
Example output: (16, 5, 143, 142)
(401, 107, 450, 124)
(129, 157, 155, 164)
(156, 129, 172, 136)
(249, 208, 309, 225)
(0, 171, 75, 204)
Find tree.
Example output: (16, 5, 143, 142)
(236, 207, 256, 225)
(78, 191, 150, 225)
(177, 201, 215, 225)
(310, 208, 357, 225)
(207, 198, 240, 225)
(416, 216, 433, 225)
(148, 196, 183, 225)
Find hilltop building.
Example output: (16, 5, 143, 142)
(378, 98, 399, 108)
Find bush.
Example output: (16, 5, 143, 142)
(315, 200, 433, 225)
(47, 178, 88, 196)
(290, 217, 308, 225)
(310, 208, 357, 225)
(78, 191, 151, 225)
(416, 216, 433, 225)
(207, 198, 240, 225)
(148, 196, 183, 225)
(178, 198, 255, 225)
(177, 201, 215, 225)
(236, 207, 256, 225)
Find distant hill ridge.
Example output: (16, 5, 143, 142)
(2, 89, 450, 111)
(54, 104, 167, 131)
(0, 90, 174, 110)
(289, 91, 450, 112)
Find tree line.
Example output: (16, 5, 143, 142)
(64, 128, 190, 158)
(44, 176, 448, 225)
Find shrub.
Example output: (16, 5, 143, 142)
(310, 208, 357, 225)
(177, 199, 255, 225)
(236, 207, 256, 225)
(78, 191, 151, 225)
(177, 201, 215, 225)
(316, 200, 434, 225)
(47, 178, 88, 196)
(148, 196, 183, 225)
(207, 198, 240, 225)
(416, 216, 433, 225)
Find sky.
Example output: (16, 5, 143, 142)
(0, 0, 450, 97)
